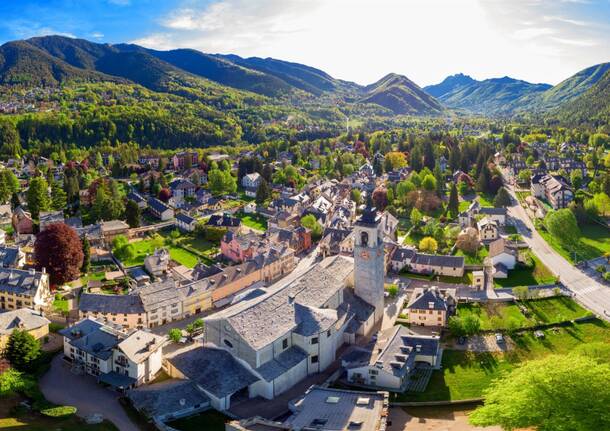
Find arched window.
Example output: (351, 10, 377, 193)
(224, 339, 234, 348)
(361, 231, 369, 247)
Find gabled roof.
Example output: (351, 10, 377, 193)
(406, 287, 448, 311)
(488, 238, 515, 258)
(0, 308, 50, 335)
(79, 293, 145, 315)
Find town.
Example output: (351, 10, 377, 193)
(1, 122, 610, 430)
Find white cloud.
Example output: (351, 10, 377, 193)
(133, 0, 610, 86)
(90, 32, 104, 39)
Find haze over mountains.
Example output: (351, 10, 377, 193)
(0, 35, 609, 123)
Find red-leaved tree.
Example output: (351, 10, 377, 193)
(34, 223, 84, 286)
(158, 188, 171, 202)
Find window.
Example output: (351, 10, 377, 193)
(223, 339, 234, 348)
(282, 339, 288, 349)
(311, 337, 319, 345)
(311, 355, 319, 364)
(327, 330, 331, 338)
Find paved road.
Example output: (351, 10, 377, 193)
(39, 355, 139, 431)
(505, 185, 610, 319)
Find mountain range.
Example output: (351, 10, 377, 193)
(0, 35, 609, 122)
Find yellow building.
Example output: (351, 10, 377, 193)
(0, 268, 52, 312)
(0, 308, 50, 350)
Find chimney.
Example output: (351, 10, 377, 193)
(29, 268, 35, 275)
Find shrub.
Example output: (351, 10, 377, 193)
(385, 284, 399, 297)
(40, 405, 77, 417)
(168, 328, 182, 343)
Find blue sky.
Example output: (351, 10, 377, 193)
(1, 0, 609, 86)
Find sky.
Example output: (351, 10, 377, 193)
(1, 0, 609, 86)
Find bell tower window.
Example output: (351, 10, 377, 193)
(361, 231, 369, 247)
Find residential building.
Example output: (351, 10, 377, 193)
(101, 220, 130, 244)
(531, 174, 574, 209)
(477, 217, 499, 242)
(148, 197, 174, 221)
(173, 152, 198, 171)
(0, 245, 25, 268)
(176, 212, 197, 232)
(388, 247, 417, 273)
(345, 325, 440, 391)
(405, 287, 455, 327)
(221, 231, 259, 263)
(127, 191, 147, 209)
(0, 308, 50, 350)
(170, 178, 196, 207)
(39, 210, 64, 230)
(206, 214, 241, 232)
(12, 207, 33, 235)
(409, 254, 465, 277)
(78, 293, 147, 329)
(0, 268, 51, 312)
(144, 248, 170, 278)
(472, 270, 485, 290)
(59, 318, 164, 391)
(488, 238, 517, 279)
(242, 172, 262, 198)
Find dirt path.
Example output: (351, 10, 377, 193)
(388, 405, 502, 431)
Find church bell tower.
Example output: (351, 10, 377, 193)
(353, 198, 385, 323)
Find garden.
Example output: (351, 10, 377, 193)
(234, 211, 268, 231)
(394, 319, 610, 402)
(493, 250, 555, 287)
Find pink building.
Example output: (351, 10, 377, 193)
(220, 231, 259, 263)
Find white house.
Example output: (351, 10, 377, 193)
(477, 217, 499, 242)
(242, 172, 262, 198)
(176, 213, 197, 232)
(488, 238, 517, 278)
(147, 197, 174, 221)
(345, 325, 440, 391)
(60, 318, 165, 391)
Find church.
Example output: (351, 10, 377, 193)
(167, 203, 387, 411)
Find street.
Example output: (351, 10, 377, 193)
(505, 184, 610, 320)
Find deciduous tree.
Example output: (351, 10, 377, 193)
(35, 223, 84, 285)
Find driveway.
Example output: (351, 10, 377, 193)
(504, 181, 610, 321)
(39, 355, 139, 431)
(388, 405, 502, 431)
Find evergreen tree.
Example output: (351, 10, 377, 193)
(125, 199, 141, 228)
(5, 329, 41, 372)
(26, 176, 49, 220)
(255, 178, 271, 204)
(476, 164, 492, 194)
(493, 187, 512, 208)
(50, 181, 67, 211)
(81, 237, 91, 273)
(448, 183, 459, 217)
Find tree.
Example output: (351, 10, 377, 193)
(470, 354, 610, 431)
(571, 170, 583, 190)
(50, 181, 67, 211)
(462, 314, 481, 335)
(34, 223, 84, 285)
(512, 286, 530, 300)
(255, 178, 271, 204)
(372, 188, 388, 211)
(4, 329, 41, 372)
(493, 187, 511, 208)
(456, 227, 480, 254)
(448, 316, 465, 337)
(476, 164, 491, 194)
(301, 214, 323, 240)
(448, 183, 459, 217)
(410, 207, 423, 227)
(168, 328, 182, 343)
(112, 235, 136, 261)
(384, 152, 407, 171)
(26, 176, 49, 220)
(125, 199, 141, 228)
(351, 189, 362, 206)
(418, 236, 438, 253)
(545, 209, 580, 249)
(81, 237, 91, 273)
(158, 187, 171, 202)
(0, 169, 20, 204)
(0, 121, 22, 157)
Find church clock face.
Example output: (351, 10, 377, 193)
(360, 250, 370, 260)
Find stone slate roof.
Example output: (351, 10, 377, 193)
(79, 293, 145, 315)
(127, 191, 146, 204)
(292, 303, 339, 337)
(411, 253, 464, 268)
(128, 380, 209, 419)
(480, 207, 507, 216)
(391, 247, 416, 263)
(0, 246, 21, 267)
(0, 268, 47, 297)
(168, 347, 259, 398)
(488, 238, 515, 258)
(136, 280, 181, 311)
(207, 255, 353, 351)
(118, 330, 164, 364)
(206, 214, 241, 228)
(176, 213, 196, 225)
(406, 287, 448, 311)
(0, 308, 50, 335)
(255, 346, 308, 381)
(59, 319, 123, 361)
(148, 197, 171, 214)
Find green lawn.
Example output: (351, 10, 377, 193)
(167, 410, 229, 431)
(0, 414, 117, 431)
(494, 251, 555, 287)
(458, 200, 471, 212)
(456, 297, 591, 331)
(478, 194, 495, 207)
(537, 223, 610, 263)
(235, 212, 267, 231)
(515, 191, 530, 203)
(52, 295, 68, 313)
(455, 247, 488, 265)
(122, 236, 201, 268)
(395, 319, 610, 401)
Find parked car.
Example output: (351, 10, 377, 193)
(495, 333, 505, 344)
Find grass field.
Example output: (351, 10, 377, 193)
(456, 297, 591, 331)
(537, 223, 610, 263)
(123, 236, 201, 268)
(455, 247, 488, 265)
(395, 319, 610, 401)
(235, 212, 267, 231)
(494, 251, 555, 287)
